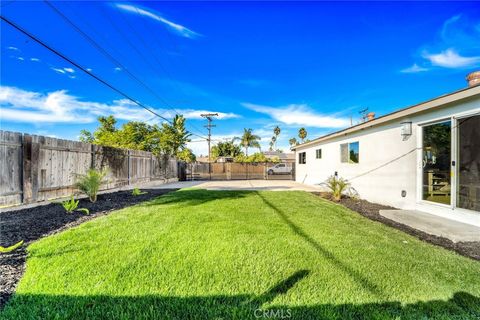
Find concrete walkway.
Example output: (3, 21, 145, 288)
(380, 209, 480, 242)
(153, 180, 323, 192)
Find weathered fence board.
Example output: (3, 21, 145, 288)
(0, 131, 23, 206)
(0, 131, 178, 207)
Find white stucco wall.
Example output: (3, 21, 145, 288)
(295, 97, 480, 226)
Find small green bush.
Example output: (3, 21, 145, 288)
(60, 195, 90, 214)
(323, 175, 351, 201)
(0, 240, 24, 253)
(61, 195, 79, 213)
(132, 188, 147, 196)
(75, 169, 107, 203)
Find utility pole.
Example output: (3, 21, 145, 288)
(201, 113, 218, 179)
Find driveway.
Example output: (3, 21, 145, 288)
(155, 180, 323, 192)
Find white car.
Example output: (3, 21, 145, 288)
(267, 163, 292, 175)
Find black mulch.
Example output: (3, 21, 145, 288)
(313, 192, 480, 261)
(0, 188, 177, 309)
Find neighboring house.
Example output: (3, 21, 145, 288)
(293, 72, 480, 227)
(263, 151, 295, 162)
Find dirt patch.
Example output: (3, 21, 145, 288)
(0, 188, 177, 309)
(313, 192, 480, 261)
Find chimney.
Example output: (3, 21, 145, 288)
(466, 71, 480, 87)
(366, 112, 375, 121)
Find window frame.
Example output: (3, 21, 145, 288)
(298, 152, 306, 164)
(340, 142, 359, 164)
(315, 148, 322, 159)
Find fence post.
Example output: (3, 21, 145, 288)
(90, 144, 96, 169)
(127, 149, 131, 185)
(22, 134, 39, 203)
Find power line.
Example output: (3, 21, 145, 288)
(0, 14, 172, 123)
(56, 1, 208, 140)
(1, 10, 208, 141)
(43, 1, 175, 113)
(113, 5, 209, 139)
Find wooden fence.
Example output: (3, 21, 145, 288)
(186, 162, 294, 180)
(0, 131, 178, 207)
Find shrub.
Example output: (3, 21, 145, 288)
(75, 169, 107, 203)
(132, 188, 147, 196)
(61, 195, 79, 213)
(323, 175, 351, 201)
(0, 240, 24, 253)
(60, 195, 90, 214)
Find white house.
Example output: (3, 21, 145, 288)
(293, 73, 480, 227)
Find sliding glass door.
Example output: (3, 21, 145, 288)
(457, 115, 480, 212)
(422, 121, 451, 205)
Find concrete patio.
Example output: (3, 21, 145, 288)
(380, 209, 480, 243)
(152, 179, 324, 192)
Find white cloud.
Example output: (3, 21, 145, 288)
(243, 103, 350, 129)
(30, 57, 40, 62)
(400, 63, 428, 73)
(51, 67, 77, 77)
(114, 3, 200, 39)
(0, 86, 240, 126)
(51, 67, 66, 74)
(405, 15, 480, 71)
(7, 46, 19, 51)
(114, 67, 122, 72)
(86, 68, 93, 72)
(422, 49, 480, 68)
(16, 57, 24, 61)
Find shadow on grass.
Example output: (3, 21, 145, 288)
(255, 192, 384, 297)
(1, 291, 478, 319)
(145, 189, 251, 208)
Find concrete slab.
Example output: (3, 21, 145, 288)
(154, 180, 323, 192)
(379, 209, 480, 243)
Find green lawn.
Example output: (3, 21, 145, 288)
(2, 190, 479, 319)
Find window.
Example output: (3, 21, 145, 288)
(277, 164, 285, 168)
(340, 142, 359, 163)
(298, 152, 306, 164)
(316, 149, 322, 159)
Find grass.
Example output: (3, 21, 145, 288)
(1, 189, 479, 319)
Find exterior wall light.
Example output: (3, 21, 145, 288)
(401, 121, 412, 137)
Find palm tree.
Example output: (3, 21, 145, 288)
(289, 137, 298, 147)
(273, 125, 281, 149)
(271, 136, 277, 151)
(234, 128, 261, 156)
(298, 128, 307, 143)
(268, 140, 274, 151)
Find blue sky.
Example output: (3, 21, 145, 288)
(1, 1, 479, 155)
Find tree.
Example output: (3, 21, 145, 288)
(158, 115, 192, 156)
(177, 148, 196, 163)
(234, 128, 261, 156)
(79, 114, 192, 158)
(268, 140, 274, 151)
(211, 140, 243, 160)
(270, 136, 277, 151)
(288, 138, 298, 147)
(298, 128, 307, 143)
(273, 125, 281, 149)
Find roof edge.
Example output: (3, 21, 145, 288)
(292, 85, 480, 150)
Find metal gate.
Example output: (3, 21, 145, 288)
(186, 162, 294, 181)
